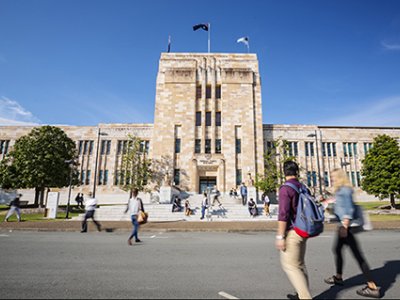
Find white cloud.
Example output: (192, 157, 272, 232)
(381, 41, 400, 51)
(323, 96, 400, 127)
(0, 97, 41, 125)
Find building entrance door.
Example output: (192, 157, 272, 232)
(199, 177, 217, 194)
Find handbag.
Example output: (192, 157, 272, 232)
(137, 210, 148, 224)
(350, 204, 372, 233)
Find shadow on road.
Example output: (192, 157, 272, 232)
(314, 260, 400, 299)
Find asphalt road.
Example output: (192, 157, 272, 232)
(0, 230, 399, 299)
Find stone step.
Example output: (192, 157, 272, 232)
(71, 204, 278, 222)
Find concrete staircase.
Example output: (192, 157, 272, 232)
(71, 194, 278, 222)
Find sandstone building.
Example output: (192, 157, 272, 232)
(0, 53, 399, 204)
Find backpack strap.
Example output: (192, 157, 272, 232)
(284, 182, 300, 194)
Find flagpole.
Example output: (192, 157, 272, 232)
(208, 23, 211, 53)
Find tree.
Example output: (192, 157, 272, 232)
(255, 139, 297, 195)
(361, 134, 400, 209)
(119, 135, 152, 194)
(0, 126, 78, 207)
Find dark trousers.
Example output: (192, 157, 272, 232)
(333, 227, 373, 282)
(241, 195, 247, 205)
(81, 210, 101, 232)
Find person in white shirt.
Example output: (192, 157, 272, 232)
(81, 192, 101, 233)
(125, 188, 143, 245)
(200, 192, 209, 220)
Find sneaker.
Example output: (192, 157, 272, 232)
(324, 275, 344, 286)
(135, 239, 142, 243)
(356, 286, 380, 298)
(80, 230, 87, 233)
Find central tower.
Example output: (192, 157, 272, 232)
(152, 53, 264, 194)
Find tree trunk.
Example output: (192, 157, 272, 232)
(34, 188, 40, 207)
(390, 194, 396, 209)
(39, 187, 46, 208)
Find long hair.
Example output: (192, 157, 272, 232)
(331, 168, 352, 192)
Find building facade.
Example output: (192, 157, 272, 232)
(0, 53, 399, 204)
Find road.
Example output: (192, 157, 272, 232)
(0, 230, 399, 299)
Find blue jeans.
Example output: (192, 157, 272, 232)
(129, 215, 139, 240)
(201, 206, 206, 219)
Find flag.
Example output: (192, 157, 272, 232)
(167, 35, 171, 53)
(237, 36, 249, 46)
(193, 23, 209, 31)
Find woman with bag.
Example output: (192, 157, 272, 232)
(323, 169, 380, 298)
(125, 188, 144, 245)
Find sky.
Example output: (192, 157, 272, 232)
(0, 0, 400, 127)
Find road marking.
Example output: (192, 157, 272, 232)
(218, 291, 239, 299)
(150, 235, 156, 239)
(0, 234, 9, 237)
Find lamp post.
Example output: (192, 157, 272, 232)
(64, 159, 76, 219)
(308, 130, 323, 196)
(93, 128, 108, 198)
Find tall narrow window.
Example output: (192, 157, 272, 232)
(205, 139, 211, 154)
(104, 170, 109, 185)
(196, 112, 201, 126)
(195, 139, 201, 154)
(175, 138, 181, 153)
(215, 112, 221, 127)
(206, 85, 212, 99)
(78, 141, 83, 155)
(83, 141, 88, 155)
(196, 85, 202, 99)
(174, 169, 180, 185)
(305, 142, 314, 157)
(98, 170, 103, 185)
(236, 169, 242, 186)
(324, 172, 329, 187)
(89, 141, 94, 155)
(206, 112, 211, 126)
(215, 139, 222, 154)
(101, 140, 106, 155)
(86, 170, 91, 185)
(236, 139, 241, 154)
(216, 85, 221, 99)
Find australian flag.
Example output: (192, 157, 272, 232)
(193, 23, 209, 31)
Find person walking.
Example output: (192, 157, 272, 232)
(81, 192, 101, 233)
(240, 182, 248, 206)
(211, 185, 222, 207)
(125, 188, 144, 245)
(262, 192, 271, 217)
(200, 192, 209, 220)
(275, 161, 312, 300)
(323, 168, 380, 298)
(4, 194, 22, 222)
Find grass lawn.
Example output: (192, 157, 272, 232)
(356, 201, 392, 210)
(0, 210, 80, 221)
(369, 214, 400, 222)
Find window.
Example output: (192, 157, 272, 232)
(206, 112, 211, 126)
(363, 143, 373, 155)
(101, 140, 111, 155)
(206, 85, 212, 99)
(0, 140, 10, 155)
(236, 169, 242, 186)
(78, 141, 83, 155)
(236, 139, 241, 154)
(216, 85, 221, 99)
(117, 141, 123, 155)
(307, 171, 317, 187)
(145, 141, 150, 154)
(266, 141, 275, 155)
(85, 170, 91, 185)
(104, 170, 109, 185)
(215, 112, 221, 126)
(195, 139, 201, 153)
(174, 169, 180, 185)
(196, 112, 201, 126)
(205, 139, 211, 154)
(287, 141, 298, 157)
(196, 85, 202, 99)
(351, 171, 356, 186)
(343, 142, 358, 157)
(324, 172, 329, 187)
(305, 142, 314, 157)
(89, 141, 94, 155)
(215, 139, 222, 154)
(81, 171, 85, 185)
(357, 172, 361, 186)
(196, 111, 201, 126)
(83, 141, 88, 155)
(322, 142, 336, 157)
(98, 170, 103, 185)
(175, 139, 181, 153)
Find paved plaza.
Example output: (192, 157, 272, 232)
(0, 230, 399, 299)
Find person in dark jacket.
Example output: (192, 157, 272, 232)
(4, 194, 22, 222)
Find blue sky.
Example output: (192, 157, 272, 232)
(0, 0, 400, 127)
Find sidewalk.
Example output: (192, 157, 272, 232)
(1, 219, 399, 233)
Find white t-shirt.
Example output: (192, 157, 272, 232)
(85, 197, 97, 211)
(128, 197, 142, 216)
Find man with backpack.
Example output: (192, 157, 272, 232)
(275, 161, 313, 300)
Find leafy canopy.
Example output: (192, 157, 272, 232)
(361, 134, 400, 200)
